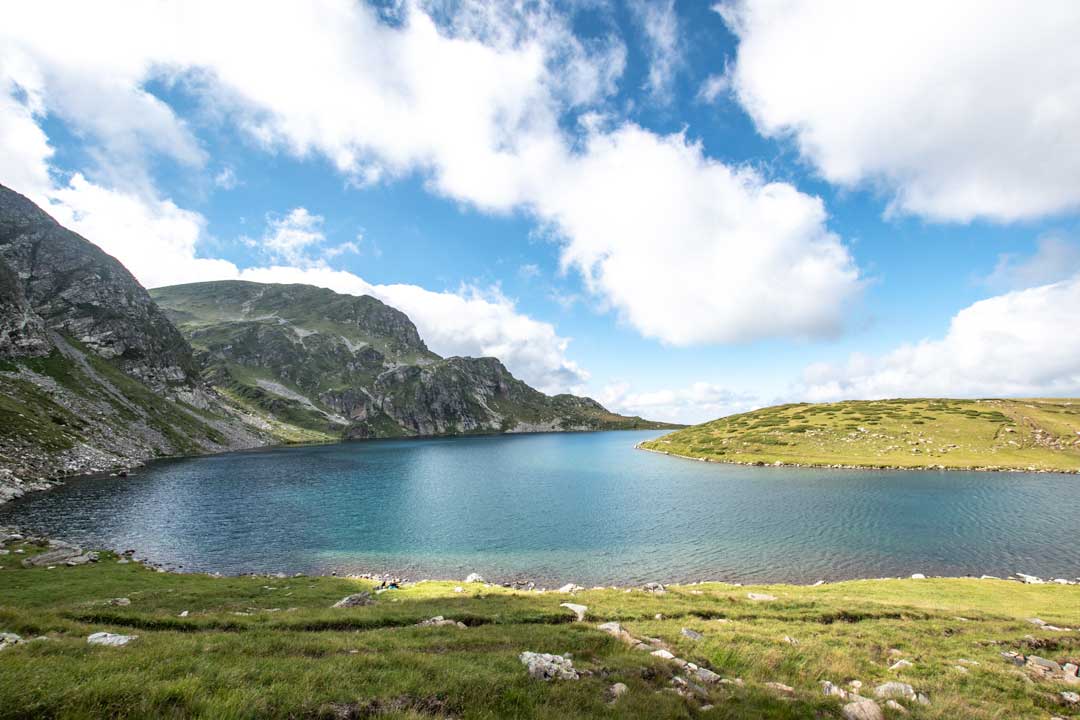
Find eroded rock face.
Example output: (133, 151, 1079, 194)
(0, 256, 48, 358)
(0, 184, 196, 389)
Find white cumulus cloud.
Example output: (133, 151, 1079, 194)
(800, 275, 1080, 401)
(600, 381, 758, 425)
(717, 0, 1080, 222)
(0, 0, 863, 347)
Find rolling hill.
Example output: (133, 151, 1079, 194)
(640, 398, 1080, 473)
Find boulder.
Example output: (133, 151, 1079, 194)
(889, 659, 913, 671)
(87, 632, 137, 647)
(842, 699, 884, 720)
(681, 628, 703, 641)
(910, 573, 926, 580)
(766, 682, 794, 696)
(1061, 691, 1079, 705)
(651, 649, 675, 660)
(606, 682, 628, 702)
(0, 632, 23, 650)
(884, 699, 908, 714)
(21, 545, 83, 568)
(106, 597, 131, 607)
(694, 667, 722, 685)
(642, 582, 666, 594)
(1026, 655, 1062, 674)
(559, 603, 587, 622)
(874, 682, 915, 701)
(519, 652, 578, 681)
(821, 681, 847, 699)
(332, 592, 374, 608)
(465, 573, 485, 583)
(415, 616, 466, 629)
(557, 583, 583, 593)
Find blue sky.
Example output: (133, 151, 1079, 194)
(3, 1, 1080, 422)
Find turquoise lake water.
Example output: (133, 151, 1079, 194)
(1, 430, 1077, 584)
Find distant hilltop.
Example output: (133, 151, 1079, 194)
(640, 398, 1080, 474)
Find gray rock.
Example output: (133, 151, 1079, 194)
(681, 627, 703, 641)
(106, 597, 131, 606)
(765, 682, 794, 696)
(0, 632, 23, 650)
(822, 681, 848, 699)
(842, 699, 884, 720)
(874, 682, 915, 700)
(642, 582, 666, 594)
(87, 632, 137, 647)
(20, 545, 83, 568)
(884, 699, 908, 714)
(889, 659, 913, 671)
(519, 651, 578, 681)
(415, 616, 466, 629)
(465, 573, 485, 584)
(1060, 691, 1079, 705)
(694, 667, 722, 685)
(1026, 655, 1062, 673)
(332, 592, 374, 608)
(559, 603, 587, 622)
(557, 583, 583, 593)
(606, 682, 628, 702)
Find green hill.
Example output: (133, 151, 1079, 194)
(640, 398, 1080, 473)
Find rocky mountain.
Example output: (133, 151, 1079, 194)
(0, 184, 671, 503)
(152, 280, 673, 439)
(0, 184, 273, 502)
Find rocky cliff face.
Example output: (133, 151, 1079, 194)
(0, 187, 277, 503)
(0, 184, 195, 389)
(153, 281, 672, 439)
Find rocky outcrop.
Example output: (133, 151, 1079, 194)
(0, 184, 195, 389)
(0, 256, 49, 358)
(153, 280, 674, 440)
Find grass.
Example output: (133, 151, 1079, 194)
(2, 540, 1078, 719)
(641, 398, 1080, 473)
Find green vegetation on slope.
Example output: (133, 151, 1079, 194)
(2, 539, 1079, 719)
(641, 398, 1080, 473)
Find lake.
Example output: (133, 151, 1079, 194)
(1, 430, 1077, 585)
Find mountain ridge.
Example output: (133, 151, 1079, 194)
(0, 184, 672, 503)
(151, 279, 675, 440)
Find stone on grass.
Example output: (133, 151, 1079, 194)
(822, 681, 848, 699)
(766, 682, 794, 696)
(651, 649, 675, 660)
(332, 592, 374, 608)
(681, 628, 703, 641)
(606, 682, 628, 702)
(0, 633, 22, 650)
(1061, 691, 1079, 705)
(889, 659, 913, 671)
(694, 667, 722, 685)
(747, 592, 777, 601)
(643, 582, 666, 594)
(885, 699, 908, 714)
(416, 616, 466, 628)
(20, 545, 83, 568)
(464, 573, 485, 583)
(874, 682, 915, 700)
(842, 699, 884, 720)
(87, 632, 137, 647)
(557, 583, 583, 593)
(106, 597, 131, 606)
(519, 652, 578, 681)
(910, 573, 926, 580)
(560, 603, 587, 622)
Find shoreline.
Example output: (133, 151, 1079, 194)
(0, 427, 669, 508)
(4, 524, 1077, 590)
(636, 442, 1080, 475)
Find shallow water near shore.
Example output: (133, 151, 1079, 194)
(2, 430, 1077, 584)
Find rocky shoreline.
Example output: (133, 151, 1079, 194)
(636, 443, 1080, 475)
(4, 525, 1077, 590)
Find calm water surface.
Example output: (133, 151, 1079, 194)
(2, 431, 1077, 584)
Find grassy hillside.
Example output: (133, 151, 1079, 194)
(1, 538, 1078, 719)
(640, 398, 1080, 473)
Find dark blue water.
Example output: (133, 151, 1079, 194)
(2, 431, 1077, 584)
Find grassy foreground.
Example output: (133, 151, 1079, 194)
(641, 398, 1080, 473)
(2, 542, 1078, 718)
